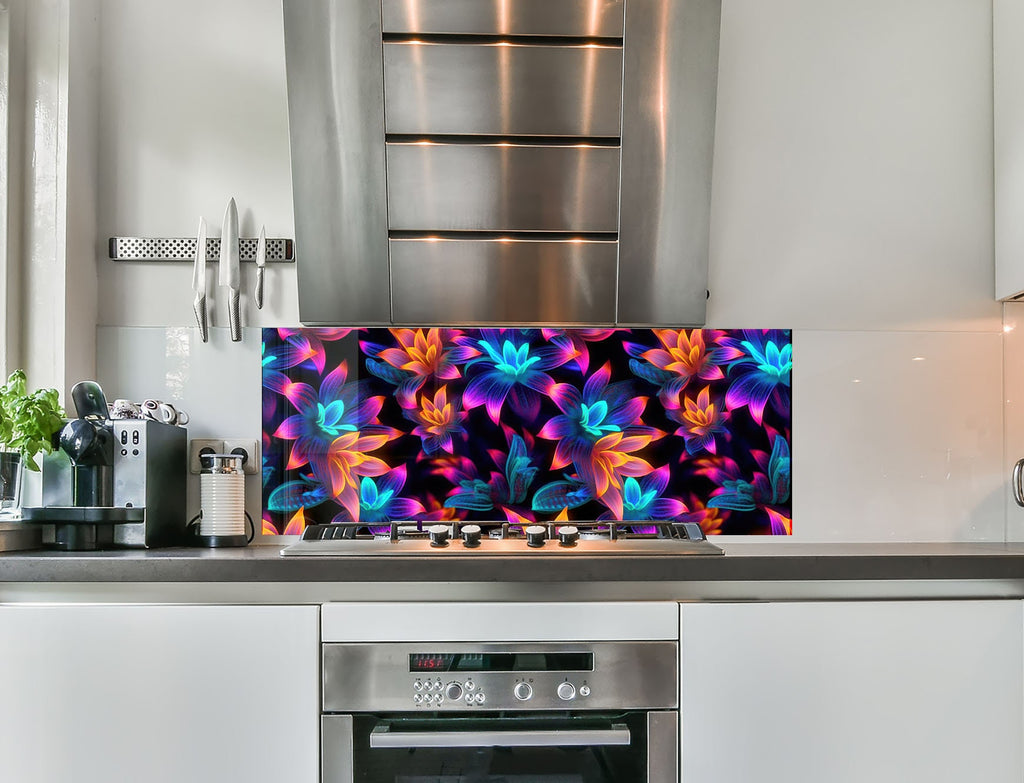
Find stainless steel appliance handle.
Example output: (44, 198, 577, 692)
(1014, 459, 1024, 507)
(369, 723, 631, 749)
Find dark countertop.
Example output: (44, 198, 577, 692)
(2, 541, 1024, 584)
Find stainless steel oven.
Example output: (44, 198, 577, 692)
(321, 640, 678, 782)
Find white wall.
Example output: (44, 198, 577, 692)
(91, 0, 1006, 541)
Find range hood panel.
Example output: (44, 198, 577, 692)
(386, 143, 622, 233)
(383, 42, 624, 137)
(390, 239, 618, 325)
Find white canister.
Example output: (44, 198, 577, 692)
(198, 453, 248, 546)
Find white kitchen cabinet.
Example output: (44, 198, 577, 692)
(679, 601, 1023, 783)
(996, 0, 1024, 299)
(0, 604, 319, 783)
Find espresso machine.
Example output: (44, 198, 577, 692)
(22, 381, 187, 550)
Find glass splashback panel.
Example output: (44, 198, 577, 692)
(261, 328, 792, 536)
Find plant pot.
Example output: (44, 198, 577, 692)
(0, 451, 23, 517)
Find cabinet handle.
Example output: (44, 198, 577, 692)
(369, 724, 630, 749)
(1013, 459, 1024, 507)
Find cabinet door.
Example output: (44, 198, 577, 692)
(680, 601, 1023, 783)
(996, 0, 1024, 299)
(0, 604, 319, 783)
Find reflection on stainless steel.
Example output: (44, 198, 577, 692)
(322, 641, 678, 712)
(617, 0, 721, 325)
(321, 715, 354, 783)
(647, 712, 679, 782)
(390, 238, 617, 324)
(382, 0, 625, 37)
(384, 42, 623, 137)
(283, 0, 391, 325)
(386, 143, 621, 231)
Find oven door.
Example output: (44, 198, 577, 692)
(323, 711, 677, 783)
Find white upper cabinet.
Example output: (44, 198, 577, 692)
(996, 0, 1024, 299)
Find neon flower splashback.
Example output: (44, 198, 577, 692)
(261, 328, 792, 536)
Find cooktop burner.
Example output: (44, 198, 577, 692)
(279, 521, 724, 557)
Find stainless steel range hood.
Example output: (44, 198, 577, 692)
(284, 0, 721, 326)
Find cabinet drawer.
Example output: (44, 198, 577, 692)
(390, 238, 617, 323)
(386, 143, 621, 232)
(384, 42, 623, 137)
(381, 0, 625, 37)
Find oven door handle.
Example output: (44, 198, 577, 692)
(369, 723, 632, 749)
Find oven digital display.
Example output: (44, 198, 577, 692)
(409, 652, 594, 673)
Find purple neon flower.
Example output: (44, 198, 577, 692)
(537, 361, 651, 471)
(461, 330, 564, 424)
(540, 328, 620, 374)
(596, 465, 688, 522)
(723, 330, 792, 425)
(267, 360, 385, 480)
(330, 465, 426, 526)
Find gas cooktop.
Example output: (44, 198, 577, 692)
(279, 521, 724, 557)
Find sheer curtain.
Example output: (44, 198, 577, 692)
(0, 1, 13, 379)
(0, 0, 100, 401)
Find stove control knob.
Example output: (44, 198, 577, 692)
(557, 525, 579, 547)
(514, 682, 533, 701)
(579, 685, 591, 697)
(557, 682, 576, 701)
(445, 682, 464, 702)
(428, 524, 450, 547)
(525, 524, 547, 548)
(461, 524, 482, 548)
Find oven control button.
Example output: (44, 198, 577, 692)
(557, 682, 576, 701)
(434, 693, 443, 704)
(465, 680, 475, 691)
(413, 680, 423, 691)
(465, 694, 473, 705)
(513, 682, 533, 701)
(413, 694, 422, 705)
(474, 692, 486, 705)
(557, 525, 579, 547)
(525, 524, 547, 548)
(461, 524, 482, 548)
(428, 524, 450, 547)
(446, 682, 464, 701)
(579, 685, 591, 697)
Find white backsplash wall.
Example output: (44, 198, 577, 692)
(90, 0, 1006, 542)
(96, 327, 263, 532)
(1003, 302, 1024, 541)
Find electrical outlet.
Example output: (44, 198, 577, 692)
(189, 439, 224, 474)
(223, 438, 260, 475)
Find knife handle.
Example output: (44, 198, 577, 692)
(254, 267, 265, 310)
(229, 289, 241, 342)
(193, 294, 208, 343)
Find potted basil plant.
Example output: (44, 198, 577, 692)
(0, 370, 65, 515)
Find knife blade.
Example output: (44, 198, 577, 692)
(192, 217, 208, 342)
(219, 197, 241, 342)
(254, 224, 266, 310)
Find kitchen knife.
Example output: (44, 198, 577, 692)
(219, 197, 241, 342)
(192, 216, 209, 342)
(254, 224, 266, 310)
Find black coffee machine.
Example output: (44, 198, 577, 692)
(23, 381, 187, 550)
